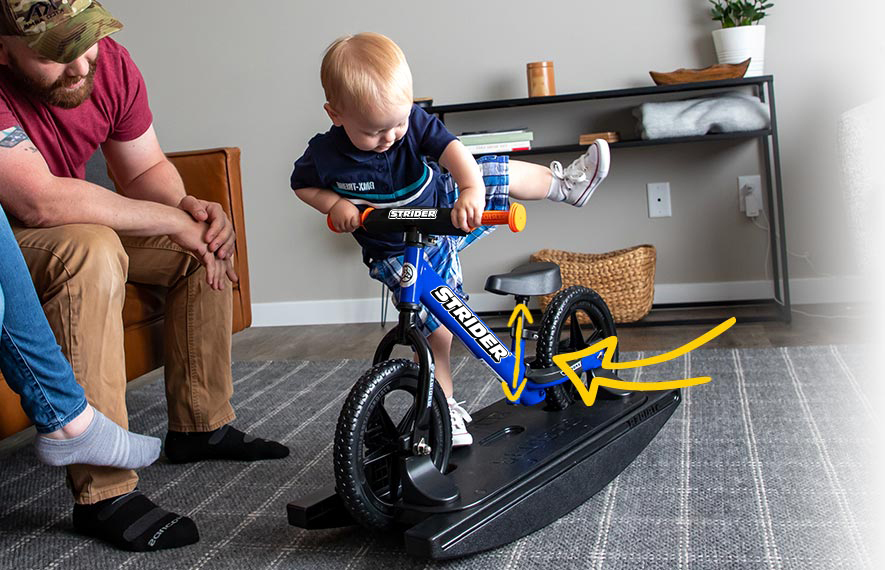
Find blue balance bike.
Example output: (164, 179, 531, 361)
(288, 204, 681, 559)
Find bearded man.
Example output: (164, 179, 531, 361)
(0, 0, 288, 552)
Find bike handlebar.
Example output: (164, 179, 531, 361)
(327, 203, 527, 235)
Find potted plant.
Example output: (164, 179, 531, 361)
(709, 0, 774, 77)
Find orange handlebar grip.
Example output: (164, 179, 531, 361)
(481, 210, 510, 225)
(326, 215, 340, 233)
(480, 203, 526, 232)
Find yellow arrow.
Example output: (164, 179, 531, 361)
(500, 303, 533, 402)
(551, 317, 736, 407)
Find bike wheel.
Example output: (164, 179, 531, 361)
(334, 359, 452, 530)
(535, 286, 618, 411)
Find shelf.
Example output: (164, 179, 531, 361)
(427, 76, 773, 115)
(431, 76, 790, 324)
(471, 129, 773, 157)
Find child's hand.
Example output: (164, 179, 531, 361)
(451, 185, 486, 231)
(329, 199, 361, 233)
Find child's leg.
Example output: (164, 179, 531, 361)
(509, 160, 553, 200)
(508, 139, 611, 207)
(427, 326, 454, 399)
(426, 326, 473, 446)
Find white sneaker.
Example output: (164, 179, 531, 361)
(550, 139, 611, 207)
(447, 398, 472, 424)
(447, 398, 473, 447)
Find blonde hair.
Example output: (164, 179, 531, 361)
(321, 32, 413, 114)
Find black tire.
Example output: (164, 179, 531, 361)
(535, 286, 618, 410)
(333, 359, 452, 530)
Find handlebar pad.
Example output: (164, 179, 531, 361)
(328, 203, 526, 235)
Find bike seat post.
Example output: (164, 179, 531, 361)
(510, 295, 530, 341)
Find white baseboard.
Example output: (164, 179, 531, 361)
(251, 276, 866, 327)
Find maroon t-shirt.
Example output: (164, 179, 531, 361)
(0, 38, 153, 179)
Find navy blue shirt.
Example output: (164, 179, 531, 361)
(291, 104, 457, 262)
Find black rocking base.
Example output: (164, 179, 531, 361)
(287, 388, 681, 559)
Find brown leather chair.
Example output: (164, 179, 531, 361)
(0, 147, 252, 439)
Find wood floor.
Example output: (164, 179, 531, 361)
(231, 303, 872, 362)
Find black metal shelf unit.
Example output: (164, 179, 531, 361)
(427, 76, 790, 324)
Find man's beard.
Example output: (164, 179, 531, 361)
(6, 52, 98, 109)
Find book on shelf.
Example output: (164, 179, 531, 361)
(458, 128, 534, 146)
(579, 131, 620, 145)
(464, 141, 532, 154)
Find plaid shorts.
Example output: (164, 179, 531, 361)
(368, 155, 511, 334)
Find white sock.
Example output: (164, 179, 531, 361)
(546, 170, 567, 202)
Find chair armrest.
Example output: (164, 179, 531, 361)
(164, 147, 252, 329)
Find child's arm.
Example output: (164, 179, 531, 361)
(439, 140, 486, 231)
(294, 187, 361, 232)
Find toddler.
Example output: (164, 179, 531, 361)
(291, 33, 610, 446)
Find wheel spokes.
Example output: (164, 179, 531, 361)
(376, 404, 400, 440)
(364, 445, 397, 468)
(395, 403, 416, 435)
(387, 461, 402, 500)
(364, 389, 418, 504)
(569, 312, 586, 350)
(586, 327, 606, 347)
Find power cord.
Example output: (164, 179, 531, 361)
(747, 207, 862, 320)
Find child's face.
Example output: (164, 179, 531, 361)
(327, 100, 412, 153)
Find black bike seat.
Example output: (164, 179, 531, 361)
(484, 262, 562, 297)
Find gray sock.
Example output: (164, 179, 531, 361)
(34, 410, 161, 469)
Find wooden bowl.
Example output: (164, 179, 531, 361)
(649, 59, 751, 85)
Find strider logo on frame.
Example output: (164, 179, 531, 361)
(388, 209, 437, 220)
(431, 286, 510, 363)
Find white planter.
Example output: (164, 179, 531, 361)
(712, 25, 766, 77)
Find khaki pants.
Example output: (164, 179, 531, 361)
(13, 223, 235, 504)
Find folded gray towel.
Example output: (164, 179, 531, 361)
(634, 92, 771, 140)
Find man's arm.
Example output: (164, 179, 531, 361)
(0, 125, 228, 289)
(103, 125, 236, 261)
(0, 125, 191, 234)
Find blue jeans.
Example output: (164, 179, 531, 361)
(0, 204, 87, 434)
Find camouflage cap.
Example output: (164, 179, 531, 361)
(0, 0, 122, 64)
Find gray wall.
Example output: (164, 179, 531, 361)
(107, 0, 882, 312)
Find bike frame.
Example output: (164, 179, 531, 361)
(392, 240, 606, 408)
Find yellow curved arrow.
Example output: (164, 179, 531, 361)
(501, 304, 533, 402)
(550, 317, 736, 407)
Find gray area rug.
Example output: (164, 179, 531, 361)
(0, 345, 882, 569)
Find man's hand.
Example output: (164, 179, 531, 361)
(329, 199, 361, 233)
(177, 195, 237, 259)
(168, 211, 232, 290)
(451, 185, 486, 232)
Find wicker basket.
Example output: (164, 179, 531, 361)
(530, 245, 656, 323)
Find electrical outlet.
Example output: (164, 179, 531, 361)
(738, 175, 763, 218)
(647, 182, 672, 218)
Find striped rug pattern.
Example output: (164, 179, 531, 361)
(0, 345, 881, 569)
